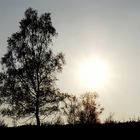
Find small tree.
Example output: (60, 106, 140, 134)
(65, 95, 80, 124)
(65, 92, 104, 124)
(79, 92, 104, 124)
(0, 8, 66, 126)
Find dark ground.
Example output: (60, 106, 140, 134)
(0, 122, 140, 139)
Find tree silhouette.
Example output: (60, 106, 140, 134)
(64, 92, 104, 124)
(0, 8, 66, 126)
(79, 92, 104, 124)
(61, 94, 80, 124)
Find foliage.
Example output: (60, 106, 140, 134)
(64, 92, 104, 124)
(78, 92, 104, 124)
(65, 94, 80, 124)
(0, 7, 66, 126)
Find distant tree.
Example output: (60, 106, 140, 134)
(105, 112, 115, 124)
(64, 92, 104, 124)
(0, 8, 66, 126)
(78, 92, 104, 124)
(64, 95, 80, 124)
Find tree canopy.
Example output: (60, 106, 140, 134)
(0, 8, 66, 126)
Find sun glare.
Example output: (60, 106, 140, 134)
(78, 57, 110, 90)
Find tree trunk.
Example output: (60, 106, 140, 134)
(35, 93, 40, 126)
(36, 112, 40, 126)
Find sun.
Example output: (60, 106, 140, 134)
(78, 57, 110, 90)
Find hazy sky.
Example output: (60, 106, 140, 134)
(1, 0, 140, 121)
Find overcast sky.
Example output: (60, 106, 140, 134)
(1, 0, 140, 121)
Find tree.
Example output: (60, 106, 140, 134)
(64, 92, 104, 124)
(63, 94, 80, 124)
(0, 8, 66, 126)
(79, 92, 104, 124)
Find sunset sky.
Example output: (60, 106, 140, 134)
(1, 0, 140, 121)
